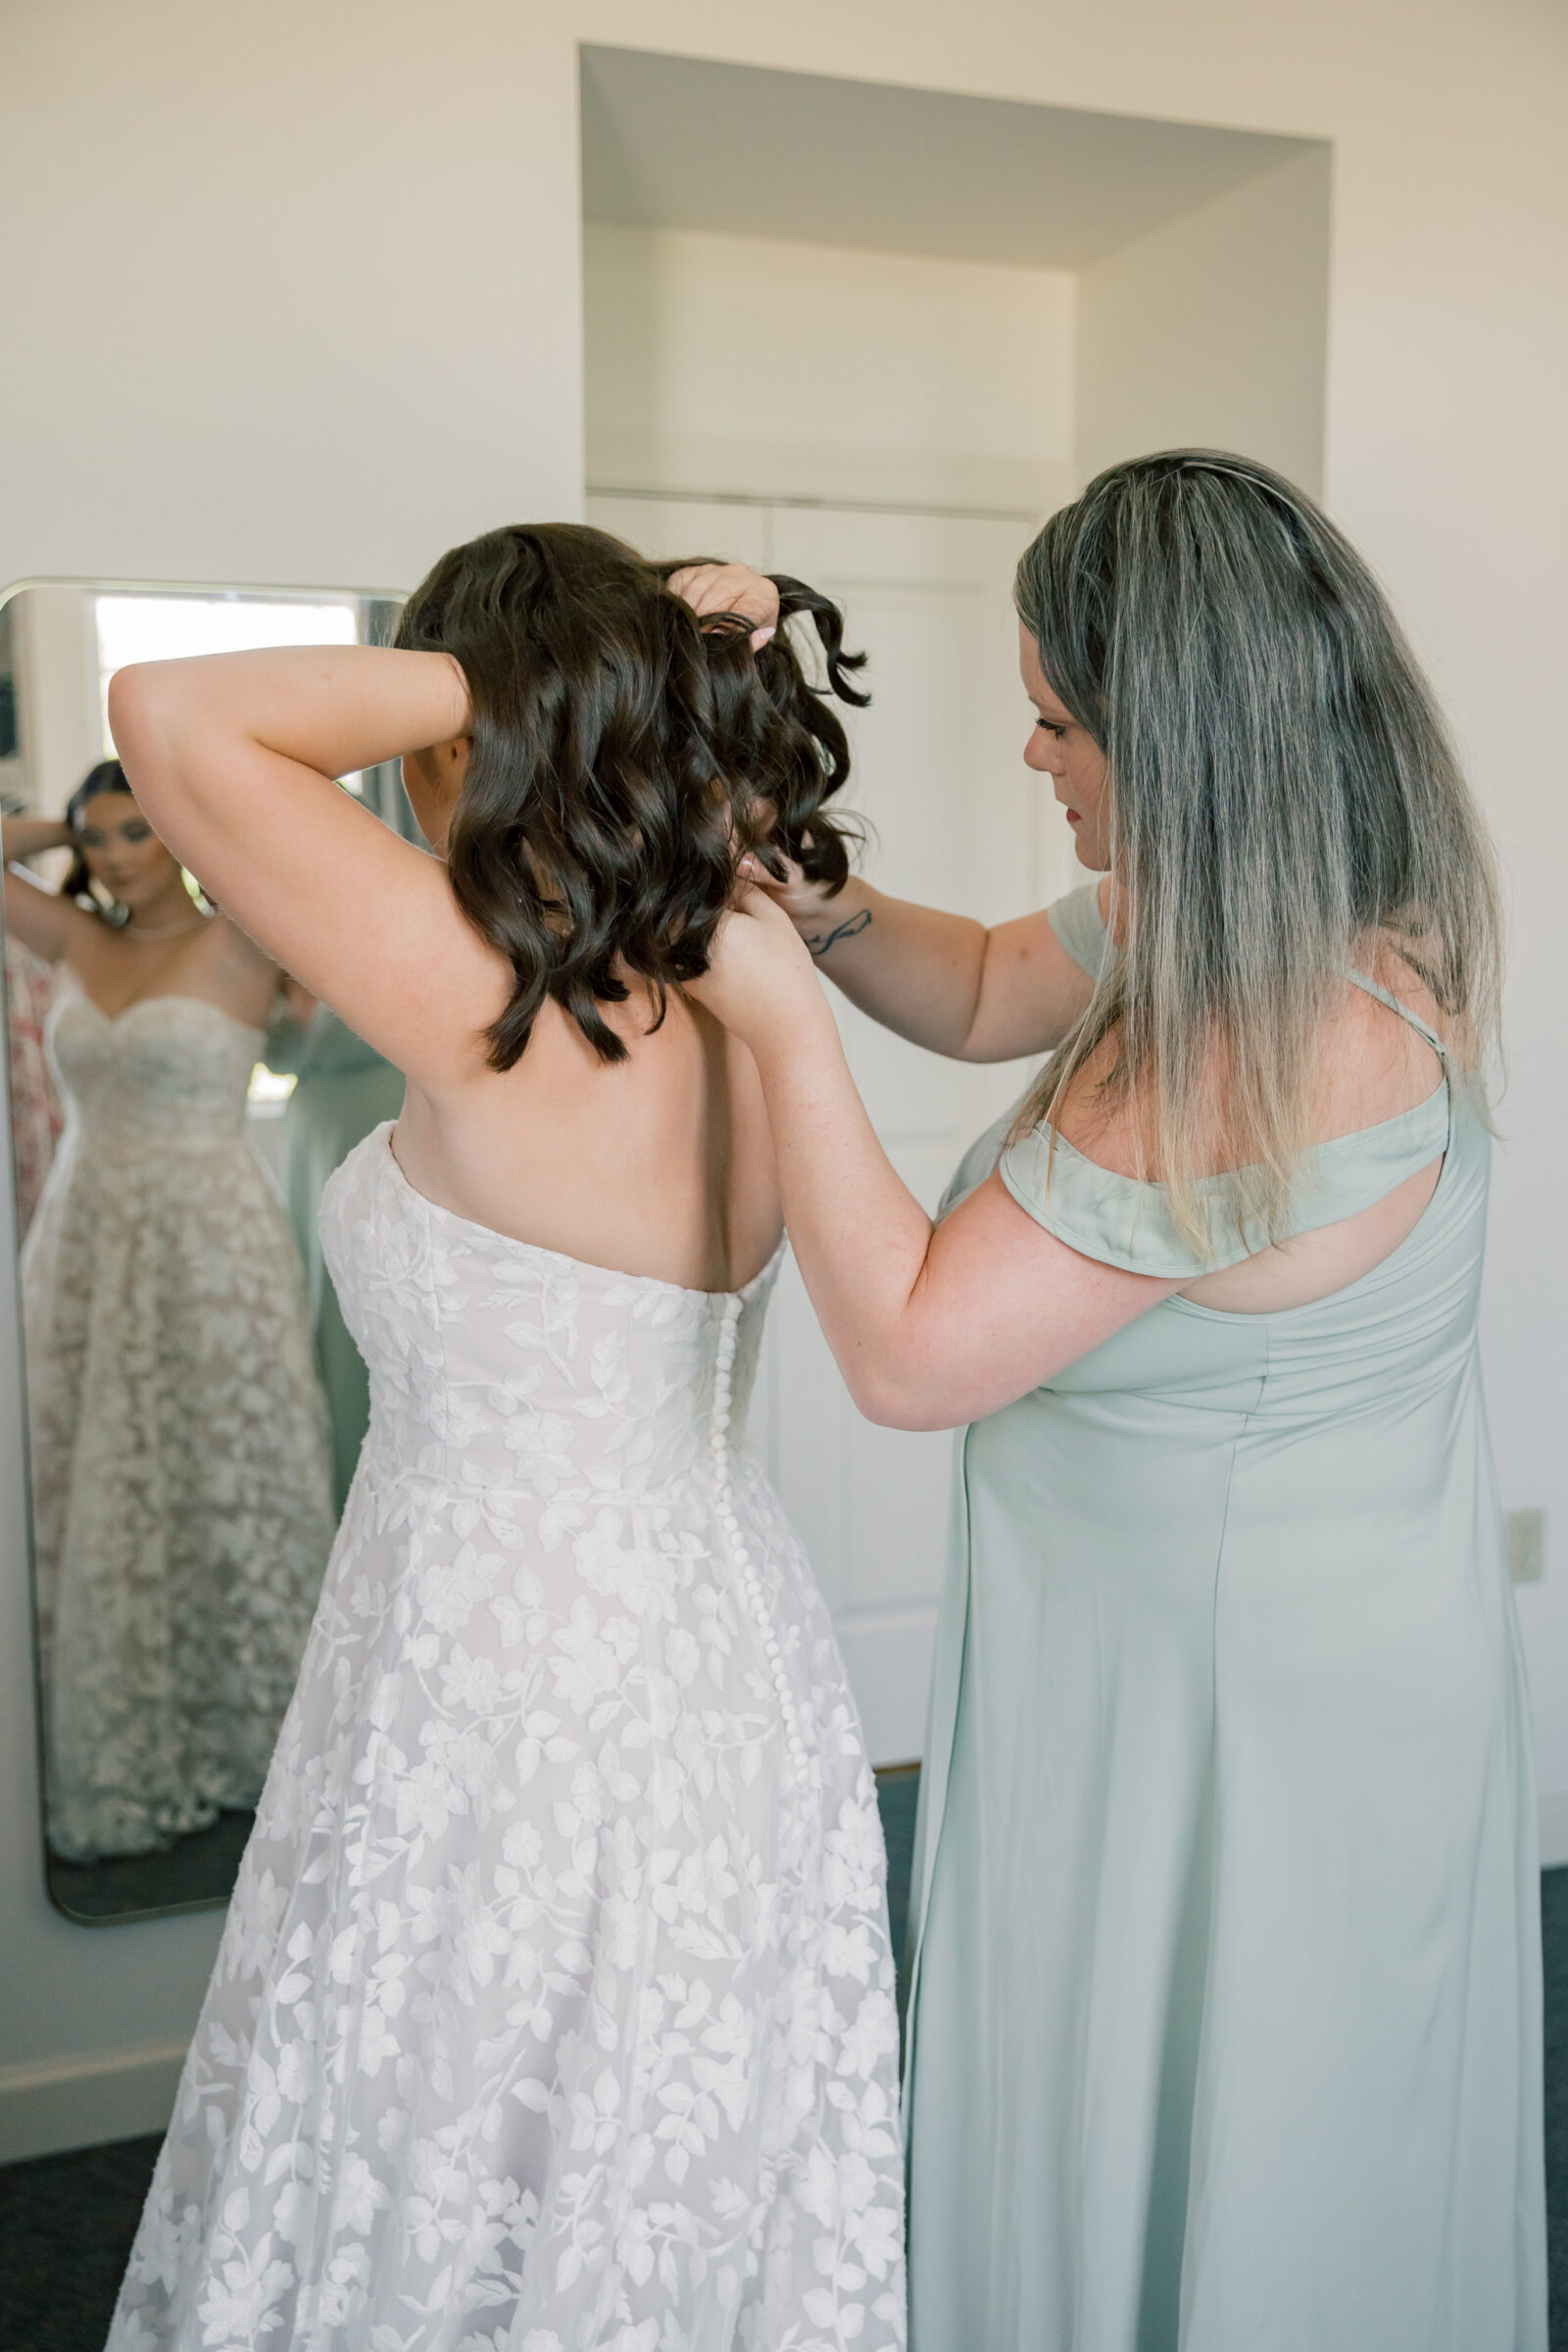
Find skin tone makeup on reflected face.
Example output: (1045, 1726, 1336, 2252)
(75, 794, 193, 927)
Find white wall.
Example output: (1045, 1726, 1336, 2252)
(585, 224, 1076, 513)
(1, 0, 1564, 2156)
(1075, 146, 1331, 494)
(0, 0, 585, 596)
(10, 590, 104, 819)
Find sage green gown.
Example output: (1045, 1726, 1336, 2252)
(264, 1006, 405, 1512)
(904, 888, 1545, 2352)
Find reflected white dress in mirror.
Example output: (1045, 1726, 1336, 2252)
(110, 1126, 906, 2350)
(23, 978, 335, 1863)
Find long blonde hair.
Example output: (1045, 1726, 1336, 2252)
(1014, 451, 1501, 1255)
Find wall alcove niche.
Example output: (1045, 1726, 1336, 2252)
(579, 46, 1331, 1761)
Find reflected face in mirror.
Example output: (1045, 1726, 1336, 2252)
(74, 791, 184, 916)
(400, 736, 471, 853)
(1019, 623, 1111, 874)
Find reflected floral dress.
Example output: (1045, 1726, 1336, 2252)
(23, 978, 335, 1861)
(5, 933, 64, 1235)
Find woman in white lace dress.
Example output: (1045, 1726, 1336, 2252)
(104, 527, 906, 2350)
(3, 766, 335, 1863)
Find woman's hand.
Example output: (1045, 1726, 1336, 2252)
(686, 884, 821, 1054)
(667, 564, 779, 650)
(734, 846, 849, 939)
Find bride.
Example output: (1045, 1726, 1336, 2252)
(104, 525, 906, 2350)
(3, 763, 334, 1863)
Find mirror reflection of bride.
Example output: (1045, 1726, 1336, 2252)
(2, 761, 335, 1862)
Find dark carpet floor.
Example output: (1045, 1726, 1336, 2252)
(2, 1777, 1561, 2349)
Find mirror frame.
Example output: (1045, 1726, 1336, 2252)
(0, 573, 407, 1926)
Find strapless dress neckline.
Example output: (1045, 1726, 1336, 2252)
(380, 1123, 789, 1304)
(66, 985, 265, 1040)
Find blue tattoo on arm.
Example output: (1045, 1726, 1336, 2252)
(804, 907, 872, 958)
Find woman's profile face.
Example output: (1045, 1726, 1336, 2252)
(75, 792, 182, 909)
(1019, 624, 1111, 873)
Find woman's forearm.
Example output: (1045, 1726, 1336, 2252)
(109, 646, 469, 803)
(3, 863, 74, 961)
(750, 985, 942, 1416)
(750, 991, 1164, 1431)
(2, 816, 73, 862)
(791, 878, 992, 1055)
(785, 876, 1098, 1063)
(694, 893, 1161, 1428)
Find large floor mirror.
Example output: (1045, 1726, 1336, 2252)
(0, 578, 407, 1924)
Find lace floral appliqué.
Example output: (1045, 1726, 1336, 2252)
(108, 1126, 906, 2349)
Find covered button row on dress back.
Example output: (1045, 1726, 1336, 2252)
(710, 1294, 808, 1783)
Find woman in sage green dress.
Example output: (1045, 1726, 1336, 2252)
(265, 998, 404, 1510)
(682, 454, 1544, 2349)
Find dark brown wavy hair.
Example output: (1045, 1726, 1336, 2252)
(61, 760, 135, 909)
(396, 521, 867, 1068)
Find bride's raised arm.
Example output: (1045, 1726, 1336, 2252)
(107, 644, 485, 1086)
(2, 814, 91, 963)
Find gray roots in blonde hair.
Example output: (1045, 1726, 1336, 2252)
(1014, 449, 1502, 1255)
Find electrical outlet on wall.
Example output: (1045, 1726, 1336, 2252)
(1508, 1509, 1545, 1585)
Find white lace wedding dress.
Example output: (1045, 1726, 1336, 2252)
(109, 1123, 906, 2351)
(23, 981, 335, 1862)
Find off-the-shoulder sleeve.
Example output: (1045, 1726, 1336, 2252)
(1045, 883, 1115, 982)
(999, 1127, 1227, 1276)
(1000, 1079, 1452, 1278)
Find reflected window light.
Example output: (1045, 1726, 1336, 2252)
(95, 594, 360, 760)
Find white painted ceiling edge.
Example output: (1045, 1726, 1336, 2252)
(579, 44, 1324, 270)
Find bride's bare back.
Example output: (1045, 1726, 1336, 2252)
(395, 979, 783, 1296)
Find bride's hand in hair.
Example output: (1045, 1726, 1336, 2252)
(688, 885, 818, 1050)
(667, 564, 779, 650)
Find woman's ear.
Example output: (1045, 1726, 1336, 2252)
(401, 735, 471, 853)
(430, 736, 472, 790)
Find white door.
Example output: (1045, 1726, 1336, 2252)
(588, 494, 1071, 1761)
